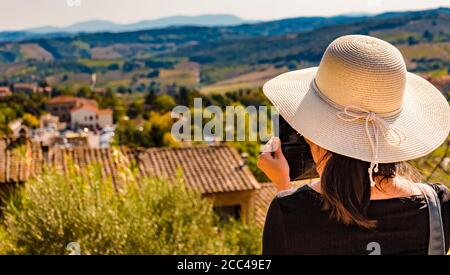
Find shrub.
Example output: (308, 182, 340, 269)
(0, 163, 261, 255)
(153, 95, 176, 113)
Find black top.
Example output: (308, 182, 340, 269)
(263, 184, 450, 255)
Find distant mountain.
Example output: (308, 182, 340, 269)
(339, 12, 373, 17)
(0, 14, 249, 42)
(116, 15, 251, 32)
(28, 20, 122, 34)
(21, 14, 249, 34)
(2, 8, 448, 42)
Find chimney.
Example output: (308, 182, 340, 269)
(238, 152, 248, 169)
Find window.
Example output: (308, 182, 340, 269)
(213, 205, 241, 221)
(89, 116, 93, 121)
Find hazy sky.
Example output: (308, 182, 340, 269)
(0, 0, 448, 31)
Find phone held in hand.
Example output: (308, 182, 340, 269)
(278, 116, 319, 180)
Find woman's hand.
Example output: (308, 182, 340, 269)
(257, 137, 291, 192)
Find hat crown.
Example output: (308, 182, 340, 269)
(315, 35, 407, 114)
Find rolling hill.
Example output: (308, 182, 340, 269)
(0, 7, 448, 93)
(172, 8, 450, 67)
(0, 14, 251, 43)
(26, 14, 250, 34)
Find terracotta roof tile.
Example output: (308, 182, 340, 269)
(0, 139, 260, 194)
(254, 183, 277, 227)
(97, 109, 113, 115)
(46, 96, 78, 104)
(253, 179, 319, 227)
(70, 104, 112, 115)
(0, 87, 12, 96)
(70, 104, 98, 113)
(13, 83, 37, 88)
(138, 145, 260, 193)
(47, 96, 98, 106)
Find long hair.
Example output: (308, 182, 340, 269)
(318, 152, 422, 229)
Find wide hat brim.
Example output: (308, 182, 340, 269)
(263, 67, 450, 163)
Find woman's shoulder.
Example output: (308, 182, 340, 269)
(276, 184, 311, 198)
(276, 184, 316, 199)
(271, 184, 320, 209)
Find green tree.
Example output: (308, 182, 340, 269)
(77, 85, 92, 98)
(145, 90, 156, 105)
(0, 162, 261, 255)
(127, 99, 145, 119)
(99, 90, 125, 122)
(423, 30, 434, 42)
(407, 36, 419, 46)
(22, 113, 39, 129)
(114, 111, 177, 148)
(153, 95, 176, 113)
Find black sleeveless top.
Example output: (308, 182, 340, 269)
(262, 184, 450, 255)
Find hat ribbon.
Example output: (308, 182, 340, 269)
(337, 106, 406, 186)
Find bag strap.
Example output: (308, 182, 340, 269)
(416, 183, 446, 255)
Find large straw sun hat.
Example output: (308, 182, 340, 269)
(263, 35, 450, 185)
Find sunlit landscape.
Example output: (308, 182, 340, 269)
(0, 1, 448, 255)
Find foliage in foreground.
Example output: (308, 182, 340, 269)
(0, 164, 261, 255)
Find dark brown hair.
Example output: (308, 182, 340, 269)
(318, 151, 422, 229)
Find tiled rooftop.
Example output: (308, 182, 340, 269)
(0, 139, 260, 194)
(254, 183, 277, 227)
(135, 146, 260, 194)
(47, 96, 98, 106)
(254, 179, 319, 227)
(70, 104, 113, 115)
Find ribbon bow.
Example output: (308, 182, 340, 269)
(337, 106, 406, 187)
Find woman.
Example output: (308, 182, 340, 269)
(257, 35, 450, 255)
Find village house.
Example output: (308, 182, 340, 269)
(0, 86, 12, 97)
(12, 83, 38, 95)
(32, 114, 63, 146)
(7, 119, 30, 138)
(92, 87, 106, 95)
(37, 86, 53, 95)
(70, 104, 113, 130)
(39, 113, 65, 130)
(46, 96, 98, 123)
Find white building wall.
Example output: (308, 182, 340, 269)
(71, 109, 98, 129)
(98, 113, 113, 128)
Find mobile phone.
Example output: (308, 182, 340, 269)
(278, 116, 319, 180)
